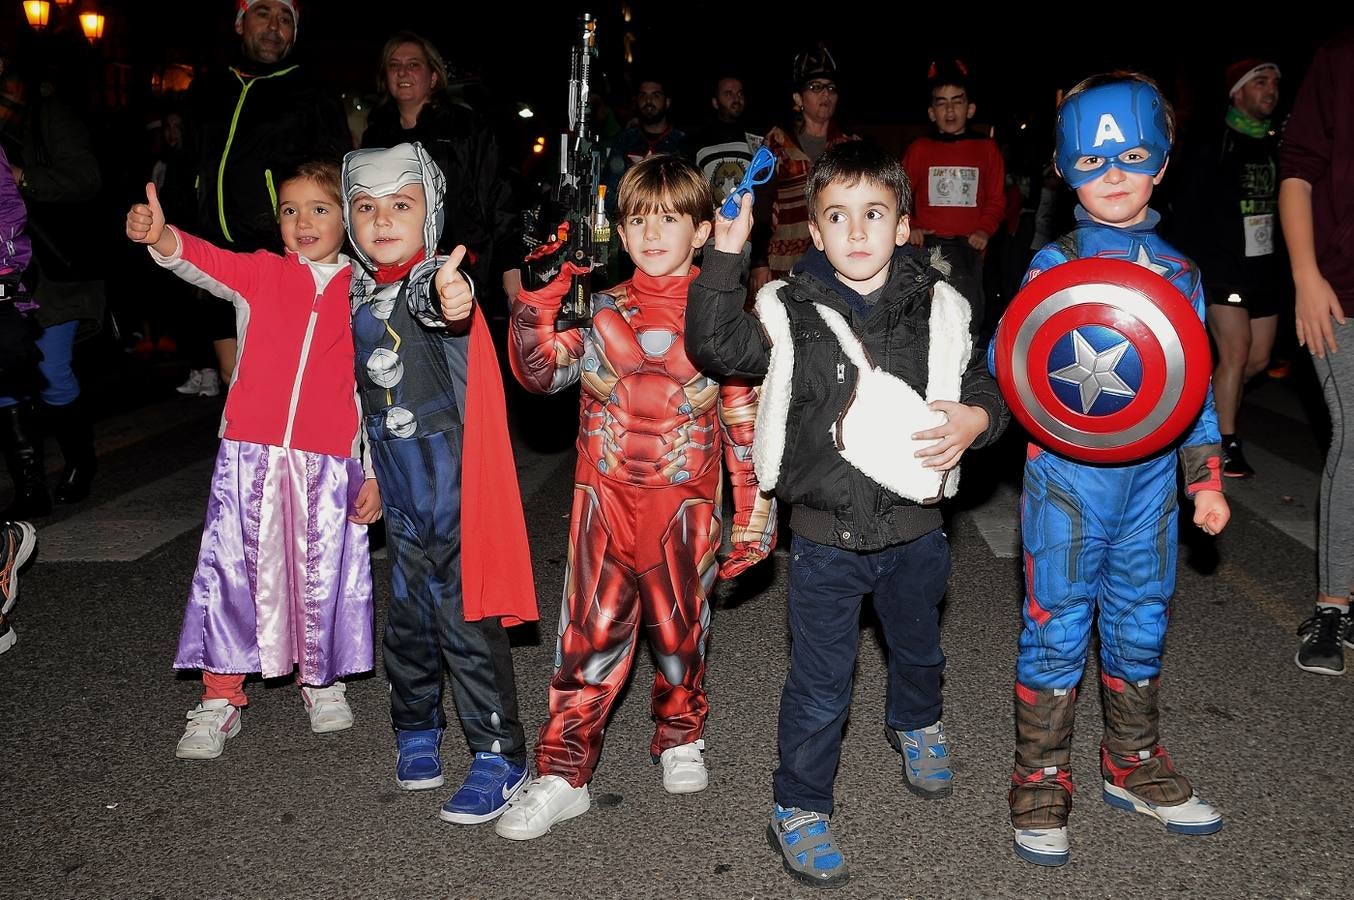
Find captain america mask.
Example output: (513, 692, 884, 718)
(1055, 81, 1171, 189)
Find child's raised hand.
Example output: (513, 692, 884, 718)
(348, 477, 383, 525)
(714, 192, 754, 254)
(126, 182, 166, 246)
(912, 400, 990, 470)
(436, 244, 475, 324)
(1192, 489, 1229, 536)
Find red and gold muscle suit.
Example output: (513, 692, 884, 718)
(510, 265, 776, 787)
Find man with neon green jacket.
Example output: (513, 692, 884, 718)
(176, 0, 350, 390)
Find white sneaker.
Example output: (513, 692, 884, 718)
(494, 775, 591, 840)
(1102, 782, 1223, 834)
(175, 369, 204, 395)
(175, 699, 241, 760)
(1013, 826, 1069, 866)
(301, 683, 354, 734)
(197, 369, 221, 398)
(659, 739, 708, 794)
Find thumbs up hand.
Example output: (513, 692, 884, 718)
(435, 244, 475, 324)
(127, 182, 167, 245)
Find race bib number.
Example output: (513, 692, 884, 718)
(1243, 213, 1274, 258)
(928, 166, 979, 208)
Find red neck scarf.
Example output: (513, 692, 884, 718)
(373, 251, 425, 285)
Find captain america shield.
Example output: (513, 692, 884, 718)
(994, 258, 1211, 463)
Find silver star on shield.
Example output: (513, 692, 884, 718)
(1049, 330, 1136, 414)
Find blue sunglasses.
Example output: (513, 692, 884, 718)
(719, 146, 777, 219)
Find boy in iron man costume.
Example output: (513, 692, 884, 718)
(498, 154, 776, 841)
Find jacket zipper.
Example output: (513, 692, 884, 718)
(282, 290, 322, 449)
(217, 65, 298, 243)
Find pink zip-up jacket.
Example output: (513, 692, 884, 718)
(151, 227, 361, 459)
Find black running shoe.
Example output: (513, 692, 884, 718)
(1222, 439, 1255, 478)
(1296, 607, 1346, 676)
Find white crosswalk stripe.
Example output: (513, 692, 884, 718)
(37, 458, 214, 562)
(31, 383, 1324, 564)
(960, 382, 1321, 557)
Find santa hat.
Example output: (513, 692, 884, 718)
(236, 0, 298, 30)
(1226, 58, 1279, 96)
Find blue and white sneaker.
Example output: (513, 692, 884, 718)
(439, 752, 528, 824)
(395, 728, 444, 790)
(1102, 782, 1223, 835)
(887, 721, 953, 798)
(1013, 826, 1070, 866)
(767, 803, 849, 887)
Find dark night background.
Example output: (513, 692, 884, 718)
(4, 2, 1352, 169)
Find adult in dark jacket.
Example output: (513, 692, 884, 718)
(361, 31, 522, 311)
(0, 66, 103, 514)
(176, 0, 351, 393)
(1170, 59, 1285, 478)
(1281, 31, 1354, 676)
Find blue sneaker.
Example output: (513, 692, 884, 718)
(767, 803, 849, 887)
(395, 728, 444, 790)
(887, 721, 954, 798)
(439, 752, 528, 824)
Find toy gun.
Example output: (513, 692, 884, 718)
(522, 12, 600, 331)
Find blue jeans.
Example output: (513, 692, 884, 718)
(0, 319, 80, 407)
(773, 528, 952, 814)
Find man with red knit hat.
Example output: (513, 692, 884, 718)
(172, 0, 350, 398)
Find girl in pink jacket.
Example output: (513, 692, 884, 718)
(127, 160, 381, 760)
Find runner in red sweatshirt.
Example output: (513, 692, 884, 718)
(902, 60, 1005, 337)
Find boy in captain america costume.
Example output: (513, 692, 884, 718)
(343, 143, 538, 826)
(990, 75, 1231, 867)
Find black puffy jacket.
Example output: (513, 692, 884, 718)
(686, 246, 1008, 551)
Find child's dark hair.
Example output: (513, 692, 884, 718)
(927, 58, 970, 99)
(1064, 71, 1176, 143)
(617, 154, 713, 225)
(279, 159, 343, 205)
(805, 140, 913, 218)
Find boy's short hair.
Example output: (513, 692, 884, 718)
(805, 140, 913, 218)
(1064, 71, 1176, 143)
(280, 159, 342, 204)
(616, 154, 713, 225)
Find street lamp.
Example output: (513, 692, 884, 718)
(22, 0, 50, 29)
(21, 1, 103, 41)
(79, 11, 103, 41)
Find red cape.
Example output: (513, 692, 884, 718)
(459, 302, 539, 626)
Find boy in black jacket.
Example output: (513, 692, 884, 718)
(686, 140, 1007, 887)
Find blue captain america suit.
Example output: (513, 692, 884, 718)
(998, 207, 1223, 691)
(994, 79, 1225, 862)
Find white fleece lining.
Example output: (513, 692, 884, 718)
(753, 278, 972, 503)
(752, 280, 792, 489)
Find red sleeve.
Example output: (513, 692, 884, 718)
(977, 140, 1007, 238)
(1279, 44, 1335, 184)
(154, 226, 270, 306)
